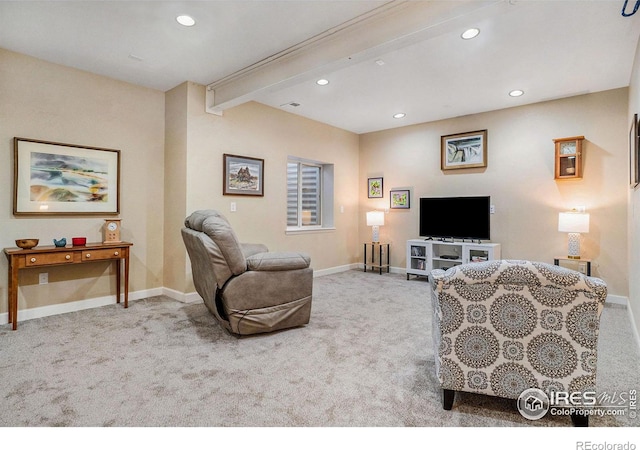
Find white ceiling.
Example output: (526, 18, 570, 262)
(1, 1, 639, 134)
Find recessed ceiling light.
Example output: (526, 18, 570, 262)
(509, 89, 525, 97)
(461, 28, 480, 40)
(393, 113, 406, 119)
(316, 79, 329, 86)
(176, 15, 195, 27)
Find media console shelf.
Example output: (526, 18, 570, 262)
(406, 239, 500, 280)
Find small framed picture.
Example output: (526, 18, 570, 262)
(390, 189, 410, 209)
(368, 177, 383, 198)
(223, 154, 264, 196)
(441, 129, 487, 170)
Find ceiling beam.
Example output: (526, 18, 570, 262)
(205, 0, 508, 114)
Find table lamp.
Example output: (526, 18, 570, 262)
(366, 211, 384, 243)
(558, 210, 590, 259)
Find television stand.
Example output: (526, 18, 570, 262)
(406, 239, 501, 280)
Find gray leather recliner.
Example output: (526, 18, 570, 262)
(182, 210, 313, 335)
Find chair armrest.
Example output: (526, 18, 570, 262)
(241, 243, 269, 258)
(246, 252, 311, 271)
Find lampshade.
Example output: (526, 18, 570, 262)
(366, 211, 385, 227)
(301, 210, 312, 225)
(558, 212, 590, 233)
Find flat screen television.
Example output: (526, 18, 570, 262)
(419, 196, 490, 241)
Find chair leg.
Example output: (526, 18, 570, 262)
(442, 389, 455, 410)
(571, 412, 589, 427)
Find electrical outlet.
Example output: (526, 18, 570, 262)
(490, 205, 496, 214)
(230, 202, 237, 212)
(39, 273, 48, 285)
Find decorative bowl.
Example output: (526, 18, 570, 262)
(72, 237, 87, 246)
(15, 239, 39, 249)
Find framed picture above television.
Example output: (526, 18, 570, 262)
(441, 130, 487, 171)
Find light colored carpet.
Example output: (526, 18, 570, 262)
(0, 270, 638, 428)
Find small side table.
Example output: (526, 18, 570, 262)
(553, 257, 591, 276)
(364, 242, 390, 275)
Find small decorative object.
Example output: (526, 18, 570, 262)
(223, 154, 264, 196)
(366, 211, 384, 243)
(441, 130, 488, 170)
(390, 189, 410, 209)
(554, 136, 585, 180)
(72, 237, 87, 246)
(53, 238, 67, 247)
(13, 137, 120, 215)
(368, 177, 383, 198)
(103, 219, 122, 243)
(15, 239, 39, 249)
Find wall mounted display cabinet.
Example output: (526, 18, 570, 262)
(554, 136, 585, 180)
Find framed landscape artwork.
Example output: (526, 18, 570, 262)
(441, 129, 488, 170)
(368, 177, 383, 198)
(13, 137, 120, 215)
(223, 153, 264, 196)
(390, 189, 410, 209)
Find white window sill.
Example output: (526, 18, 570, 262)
(286, 226, 336, 235)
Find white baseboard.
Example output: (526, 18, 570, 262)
(0, 287, 163, 325)
(313, 263, 359, 277)
(605, 294, 628, 306)
(162, 287, 202, 304)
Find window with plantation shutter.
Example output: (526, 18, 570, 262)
(287, 157, 334, 232)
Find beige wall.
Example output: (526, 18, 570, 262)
(163, 82, 189, 294)
(0, 45, 634, 331)
(0, 48, 165, 314)
(360, 88, 629, 297)
(628, 37, 640, 340)
(163, 82, 361, 296)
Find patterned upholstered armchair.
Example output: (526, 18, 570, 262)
(430, 260, 607, 426)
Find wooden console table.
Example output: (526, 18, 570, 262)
(4, 241, 133, 330)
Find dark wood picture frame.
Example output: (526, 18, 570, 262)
(223, 153, 264, 196)
(390, 189, 410, 209)
(368, 177, 383, 198)
(13, 137, 120, 215)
